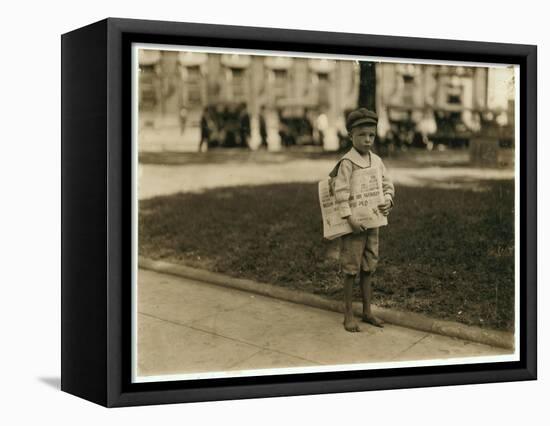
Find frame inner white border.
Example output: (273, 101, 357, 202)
(131, 42, 521, 384)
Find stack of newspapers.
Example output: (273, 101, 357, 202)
(318, 167, 388, 240)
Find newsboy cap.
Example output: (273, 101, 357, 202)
(346, 108, 378, 132)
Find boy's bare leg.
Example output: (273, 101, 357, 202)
(343, 274, 360, 332)
(360, 271, 384, 328)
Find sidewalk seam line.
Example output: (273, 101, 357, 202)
(224, 349, 265, 370)
(389, 334, 431, 361)
(139, 311, 324, 366)
(185, 299, 255, 326)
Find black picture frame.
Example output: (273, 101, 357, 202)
(61, 17, 537, 407)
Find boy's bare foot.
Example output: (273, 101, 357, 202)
(362, 314, 385, 328)
(343, 317, 360, 332)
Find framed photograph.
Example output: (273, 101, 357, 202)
(61, 18, 537, 407)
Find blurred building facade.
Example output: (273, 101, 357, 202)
(138, 49, 515, 153)
(377, 63, 515, 151)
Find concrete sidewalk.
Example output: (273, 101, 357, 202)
(137, 269, 512, 378)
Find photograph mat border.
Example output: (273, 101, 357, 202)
(131, 41, 521, 384)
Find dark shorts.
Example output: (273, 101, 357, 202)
(340, 228, 379, 275)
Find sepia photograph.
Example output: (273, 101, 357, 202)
(132, 43, 519, 383)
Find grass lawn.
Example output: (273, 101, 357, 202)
(139, 180, 515, 331)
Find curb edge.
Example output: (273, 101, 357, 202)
(138, 256, 514, 350)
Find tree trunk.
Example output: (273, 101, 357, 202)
(358, 62, 376, 112)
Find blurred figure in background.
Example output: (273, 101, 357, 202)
(239, 103, 251, 149)
(199, 106, 212, 152)
(259, 105, 268, 150)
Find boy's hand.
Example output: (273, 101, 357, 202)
(346, 215, 365, 233)
(378, 197, 393, 216)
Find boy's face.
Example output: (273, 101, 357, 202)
(350, 124, 377, 154)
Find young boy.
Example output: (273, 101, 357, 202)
(329, 108, 395, 332)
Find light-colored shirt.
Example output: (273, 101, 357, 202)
(330, 147, 395, 218)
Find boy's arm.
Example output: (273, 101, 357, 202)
(381, 162, 395, 206)
(333, 159, 354, 218)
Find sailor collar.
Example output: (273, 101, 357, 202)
(329, 147, 372, 177)
(341, 147, 372, 168)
